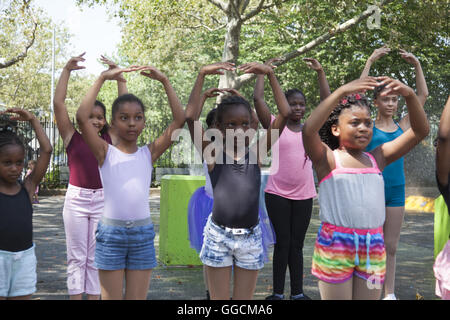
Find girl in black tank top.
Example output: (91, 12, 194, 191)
(185, 61, 291, 300)
(0, 109, 52, 299)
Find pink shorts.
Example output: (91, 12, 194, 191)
(63, 184, 104, 295)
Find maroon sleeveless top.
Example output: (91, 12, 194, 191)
(66, 130, 112, 189)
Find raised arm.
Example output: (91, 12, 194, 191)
(141, 67, 186, 163)
(302, 78, 379, 180)
(372, 77, 430, 169)
(397, 49, 429, 130)
(7, 108, 52, 199)
(239, 62, 291, 154)
(186, 87, 223, 154)
(185, 62, 236, 154)
(100, 55, 129, 96)
(360, 46, 391, 78)
(252, 58, 280, 129)
(436, 95, 450, 187)
(303, 58, 331, 101)
(54, 53, 86, 147)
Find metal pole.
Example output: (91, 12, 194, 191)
(50, 26, 55, 124)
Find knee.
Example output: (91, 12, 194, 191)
(384, 239, 398, 256)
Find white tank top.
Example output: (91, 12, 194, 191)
(99, 145, 152, 221)
(318, 150, 385, 229)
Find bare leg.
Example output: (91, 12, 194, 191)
(69, 293, 83, 300)
(124, 269, 153, 300)
(203, 265, 210, 295)
(383, 206, 405, 297)
(98, 269, 125, 300)
(86, 294, 100, 300)
(318, 279, 353, 300)
(353, 276, 382, 300)
(206, 266, 232, 300)
(232, 266, 258, 300)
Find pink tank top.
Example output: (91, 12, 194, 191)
(66, 131, 112, 189)
(265, 115, 317, 200)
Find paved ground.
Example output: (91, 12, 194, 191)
(31, 188, 440, 300)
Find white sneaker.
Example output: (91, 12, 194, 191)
(383, 294, 397, 300)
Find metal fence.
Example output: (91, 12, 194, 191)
(17, 118, 178, 189)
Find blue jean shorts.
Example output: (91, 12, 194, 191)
(0, 245, 37, 297)
(95, 217, 158, 271)
(199, 216, 264, 270)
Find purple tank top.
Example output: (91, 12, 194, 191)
(66, 130, 112, 189)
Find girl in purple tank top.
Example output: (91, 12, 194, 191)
(54, 54, 126, 300)
(76, 62, 185, 300)
(302, 76, 429, 300)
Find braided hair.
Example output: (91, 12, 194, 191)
(0, 122, 24, 153)
(319, 94, 371, 150)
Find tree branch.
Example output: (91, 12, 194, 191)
(207, 0, 229, 13)
(242, 0, 266, 22)
(0, 1, 38, 69)
(235, 0, 395, 88)
(186, 13, 227, 32)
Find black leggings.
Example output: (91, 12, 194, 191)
(265, 192, 313, 295)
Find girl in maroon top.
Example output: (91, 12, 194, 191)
(53, 54, 126, 300)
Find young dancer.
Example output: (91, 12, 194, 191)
(433, 95, 450, 300)
(186, 61, 291, 300)
(186, 82, 275, 299)
(362, 47, 428, 300)
(254, 57, 330, 300)
(302, 76, 429, 300)
(76, 63, 185, 300)
(25, 160, 39, 204)
(0, 109, 52, 300)
(54, 54, 126, 300)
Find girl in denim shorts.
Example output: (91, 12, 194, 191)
(185, 61, 291, 300)
(0, 109, 52, 300)
(76, 62, 185, 300)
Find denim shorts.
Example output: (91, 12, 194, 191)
(95, 217, 158, 271)
(199, 216, 264, 270)
(0, 245, 37, 297)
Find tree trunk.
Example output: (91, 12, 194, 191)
(218, 16, 242, 90)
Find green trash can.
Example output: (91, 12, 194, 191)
(159, 175, 206, 266)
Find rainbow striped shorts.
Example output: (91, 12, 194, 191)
(312, 222, 386, 284)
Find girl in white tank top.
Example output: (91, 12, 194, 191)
(76, 63, 185, 300)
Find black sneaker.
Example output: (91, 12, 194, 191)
(290, 293, 312, 300)
(265, 294, 284, 300)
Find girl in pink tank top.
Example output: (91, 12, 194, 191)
(76, 62, 185, 300)
(253, 57, 330, 300)
(302, 76, 429, 300)
(54, 55, 124, 300)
